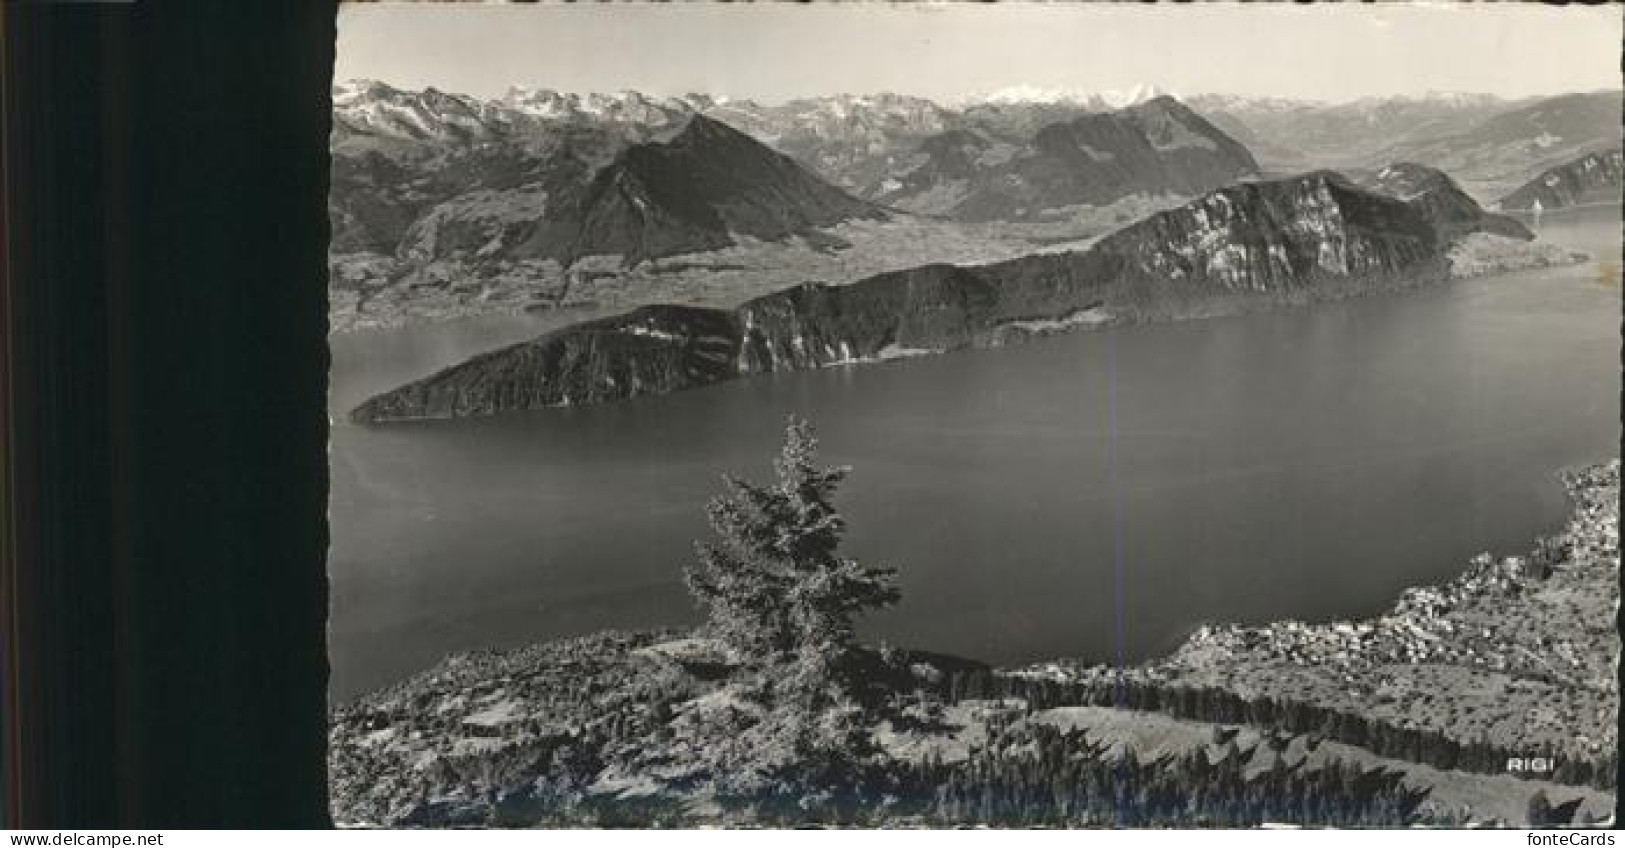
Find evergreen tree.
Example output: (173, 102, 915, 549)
(683, 417, 902, 788)
(686, 416, 900, 664)
(1526, 789, 1553, 827)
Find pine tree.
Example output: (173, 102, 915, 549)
(1527, 789, 1553, 827)
(683, 417, 902, 789)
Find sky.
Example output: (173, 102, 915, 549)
(335, 2, 1623, 105)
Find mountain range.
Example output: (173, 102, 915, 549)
(351, 165, 1531, 423)
(1497, 148, 1623, 212)
(331, 85, 1261, 267)
(968, 82, 1174, 110)
(332, 82, 1620, 262)
(398, 114, 887, 267)
(1188, 93, 1519, 173)
(1370, 92, 1622, 193)
(871, 96, 1258, 220)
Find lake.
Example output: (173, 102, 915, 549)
(327, 206, 1621, 702)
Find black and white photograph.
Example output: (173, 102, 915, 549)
(318, 1, 1624, 829)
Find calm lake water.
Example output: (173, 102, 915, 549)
(327, 206, 1621, 701)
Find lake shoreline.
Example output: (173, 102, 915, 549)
(347, 228, 1587, 425)
(347, 168, 1566, 424)
(330, 459, 1619, 824)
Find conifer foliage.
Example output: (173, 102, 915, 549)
(686, 416, 900, 666)
(683, 417, 902, 789)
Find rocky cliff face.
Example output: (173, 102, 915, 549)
(1498, 148, 1623, 211)
(352, 305, 745, 422)
(354, 168, 1512, 424)
(875, 97, 1259, 220)
(1085, 170, 1441, 288)
(1351, 162, 1532, 241)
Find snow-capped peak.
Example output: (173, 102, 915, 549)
(1346, 91, 1504, 109)
(332, 78, 401, 107)
(966, 83, 1174, 110)
(1184, 94, 1322, 113)
(974, 84, 1095, 106)
(1098, 83, 1170, 109)
(1412, 91, 1503, 108)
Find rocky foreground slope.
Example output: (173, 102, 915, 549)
(1016, 461, 1620, 787)
(352, 166, 1530, 424)
(329, 463, 1618, 827)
